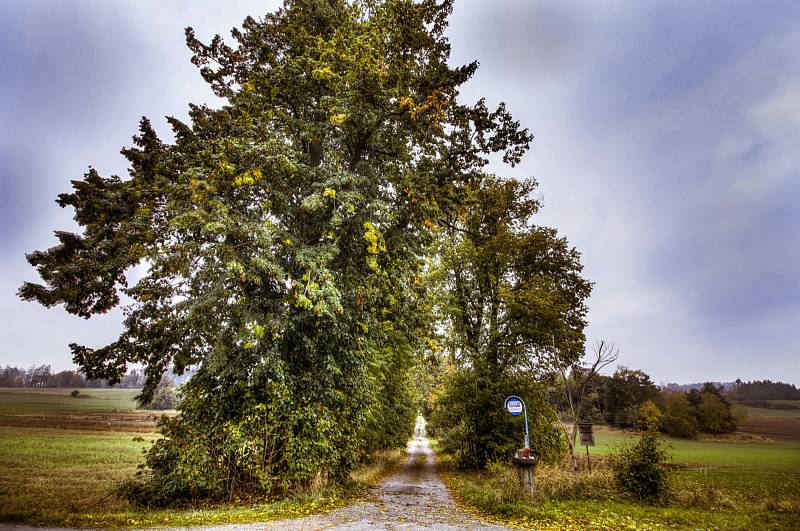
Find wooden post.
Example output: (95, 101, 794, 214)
(586, 445, 591, 473)
(528, 464, 535, 496)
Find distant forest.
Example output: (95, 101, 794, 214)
(662, 379, 800, 401)
(730, 380, 800, 401)
(0, 364, 143, 389)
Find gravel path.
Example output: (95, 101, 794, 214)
(209, 436, 510, 531)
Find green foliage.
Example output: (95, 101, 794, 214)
(359, 340, 421, 453)
(612, 427, 670, 503)
(660, 392, 699, 438)
(137, 374, 176, 410)
(635, 400, 662, 431)
(19, 0, 535, 504)
(427, 176, 590, 469)
(698, 392, 736, 434)
(428, 361, 566, 468)
(604, 367, 660, 427)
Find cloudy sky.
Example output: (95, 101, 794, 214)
(1, 0, 798, 384)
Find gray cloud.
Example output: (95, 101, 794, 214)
(1, 1, 797, 383)
(447, 0, 800, 383)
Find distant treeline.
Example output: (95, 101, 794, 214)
(730, 380, 800, 401)
(552, 367, 739, 438)
(664, 379, 800, 401)
(556, 370, 800, 439)
(0, 365, 144, 389)
(662, 381, 736, 393)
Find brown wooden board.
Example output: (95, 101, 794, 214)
(578, 422, 595, 446)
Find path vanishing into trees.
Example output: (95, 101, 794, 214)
(214, 436, 511, 531)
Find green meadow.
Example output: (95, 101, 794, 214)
(0, 387, 140, 415)
(1, 388, 799, 529)
(0, 388, 402, 528)
(441, 412, 800, 530)
(591, 428, 800, 506)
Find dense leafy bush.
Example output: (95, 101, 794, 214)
(125, 375, 361, 506)
(612, 426, 669, 503)
(635, 400, 662, 430)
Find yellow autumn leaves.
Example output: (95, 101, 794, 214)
(233, 168, 263, 187)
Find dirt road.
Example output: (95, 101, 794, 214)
(214, 436, 510, 531)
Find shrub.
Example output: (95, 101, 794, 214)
(70, 389, 80, 397)
(661, 415, 699, 438)
(427, 363, 565, 469)
(612, 427, 669, 503)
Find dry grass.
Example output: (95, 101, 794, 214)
(0, 411, 166, 432)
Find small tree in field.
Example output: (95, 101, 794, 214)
(555, 340, 617, 471)
(636, 400, 662, 431)
(661, 392, 698, 438)
(698, 392, 732, 434)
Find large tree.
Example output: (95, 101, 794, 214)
(427, 177, 592, 468)
(604, 366, 660, 427)
(19, 0, 531, 504)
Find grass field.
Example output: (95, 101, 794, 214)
(590, 427, 800, 506)
(3, 388, 799, 529)
(0, 387, 140, 415)
(440, 417, 800, 530)
(0, 387, 403, 527)
(739, 400, 800, 420)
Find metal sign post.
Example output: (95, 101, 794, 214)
(505, 395, 535, 495)
(504, 395, 529, 448)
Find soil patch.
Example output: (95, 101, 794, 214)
(0, 411, 167, 432)
(740, 418, 800, 441)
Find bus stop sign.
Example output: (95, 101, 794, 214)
(505, 397, 523, 416)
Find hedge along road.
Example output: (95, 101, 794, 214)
(212, 435, 510, 531)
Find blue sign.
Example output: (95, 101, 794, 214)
(504, 395, 530, 449)
(505, 397, 523, 416)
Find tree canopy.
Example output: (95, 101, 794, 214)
(426, 177, 591, 467)
(20, 0, 539, 503)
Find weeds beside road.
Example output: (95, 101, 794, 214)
(437, 426, 800, 530)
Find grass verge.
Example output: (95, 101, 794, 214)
(0, 425, 404, 528)
(434, 434, 800, 530)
